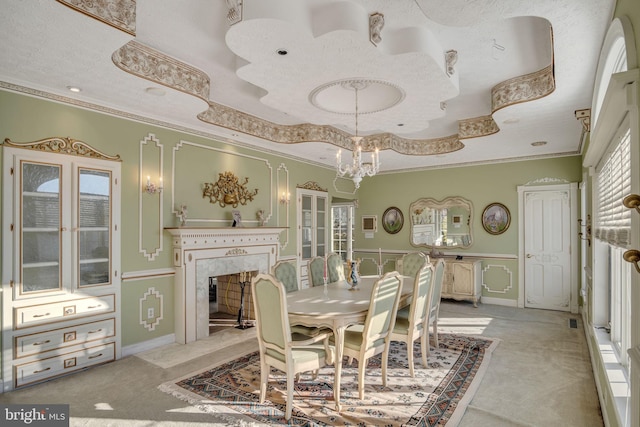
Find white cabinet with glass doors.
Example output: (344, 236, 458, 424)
(296, 186, 328, 288)
(1, 138, 121, 391)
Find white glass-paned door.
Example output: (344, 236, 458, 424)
(77, 168, 112, 287)
(20, 161, 62, 293)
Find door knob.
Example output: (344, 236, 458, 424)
(623, 194, 640, 214)
(623, 249, 640, 273)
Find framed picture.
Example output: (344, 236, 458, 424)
(362, 215, 377, 233)
(382, 207, 404, 234)
(482, 203, 511, 235)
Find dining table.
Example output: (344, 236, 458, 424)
(287, 274, 412, 411)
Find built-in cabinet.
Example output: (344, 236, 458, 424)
(1, 138, 121, 391)
(441, 259, 482, 307)
(296, 185, 328, 288)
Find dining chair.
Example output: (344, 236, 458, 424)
(400, 251, 428, 278)
(390, 263, 434, 377)
(272, 260, 299, 293)
(251, 273, 334, 421)
(339, 272, 403, 399)
(428, 259, 446, 349)
(308, 256, 326, 286)
(327, 252, 346, 283)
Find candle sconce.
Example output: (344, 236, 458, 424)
(144, 175, 163, 194)
(280, 191, 290, 204)
(578, 214, 591, 246)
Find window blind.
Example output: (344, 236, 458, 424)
(595, 127, 631, 247)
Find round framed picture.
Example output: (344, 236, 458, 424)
(382, 207, 404, 234)
(482, 203, 511, 235)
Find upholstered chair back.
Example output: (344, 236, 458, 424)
(327, 253, 346, 283)
(272, 260, 298, 293)
(401, 252, 428, 278)
(308, 256, 325, 287)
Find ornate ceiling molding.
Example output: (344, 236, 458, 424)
(112, 40, 210, 102)
(56, 0, 136, 35)
(459, 115, 500, 139)
(3, 137, 121, 161)
(198, 101, 464, 155)
(491, 64, 555, 113)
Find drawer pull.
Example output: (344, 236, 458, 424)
(87, 305, 102, 309)
(33, 367, 51, 374)
(87, 328, 103, 334)
(33, 340, 51, 346)
(32, 313, 51, 318)
(88, 353, 103, 360)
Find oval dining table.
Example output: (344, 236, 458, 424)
(286, 274, 412, 412)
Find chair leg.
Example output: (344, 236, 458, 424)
(381, 346, 390, 388)
(432, 319, 439, 348)
(358, 357, 366, 400)
(407, 338, 415, 378)
(285, 368, 294, 421)
(259, 361, 269, 403)
(421, 330, 429, 368)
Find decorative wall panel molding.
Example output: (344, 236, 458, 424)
(276, 163, 290, 250)
(139, 287, 163, 332)
(56, 0, 136, 35)
(481, 264, 513, 294)
(139, 133, 163, 261)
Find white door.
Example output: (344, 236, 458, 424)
(522, 185, 574, 311)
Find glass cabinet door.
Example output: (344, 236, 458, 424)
(316, 196, 326, 258)
(20, 161, 62, 294)
(301, 194, 312, 259)
(77, 168, 112, 287)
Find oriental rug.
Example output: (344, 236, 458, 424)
(159, 333, 498, 426)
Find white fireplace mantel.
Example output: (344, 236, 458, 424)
(165, 227, 286, 343)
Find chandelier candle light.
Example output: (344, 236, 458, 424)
(336, 81, 380, 189)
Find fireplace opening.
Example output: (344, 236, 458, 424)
(209, 271, 257, 334)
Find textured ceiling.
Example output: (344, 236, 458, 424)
(0, 0, 615, 174)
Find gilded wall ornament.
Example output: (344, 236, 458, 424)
(3, 137, 121, 161)
(203, 171, 258, 208)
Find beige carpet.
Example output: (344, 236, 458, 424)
(160, 334, 499, 426)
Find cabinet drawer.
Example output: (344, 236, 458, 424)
(14, 294, 115, 329)
(14, 342, 115, 388)
(14, 318, 115, 359)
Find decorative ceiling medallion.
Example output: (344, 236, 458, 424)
(112, 40, 210, 102)
(309, 79, 404, 115)
(369, 12, 384, 45)
(459, 115, 500, 139)
(56, 0, 136, 35)
(491, 64, 555, 113)
(225, 0, 243, 25)
(3, 137, 121, 161)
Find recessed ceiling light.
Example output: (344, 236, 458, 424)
(276, 49, 288, 56)
(397, 123, 404, 127)
(145, 87, 166, 96)
(531, 141, 547, 146)
(66, 86, 82, 93)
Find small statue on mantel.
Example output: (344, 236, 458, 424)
(177, 204, 188, 227)
(257, 209, 267, 226)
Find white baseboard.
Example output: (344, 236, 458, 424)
(480, 296, 518, 307)
(122, 334, 175, 357)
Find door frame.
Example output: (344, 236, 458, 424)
(517, 182, 579, 313)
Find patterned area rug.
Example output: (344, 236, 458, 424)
(159, 334, 498, 426)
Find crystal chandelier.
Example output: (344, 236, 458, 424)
(336, 81, 380, 189)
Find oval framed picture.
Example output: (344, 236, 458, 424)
(482, 203, 511, 235)
(382, 207, 404, 234)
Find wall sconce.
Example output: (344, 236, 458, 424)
(280, 191, 290, 204)
(144, 175, 163, 194)
(578, 214, 591, 246)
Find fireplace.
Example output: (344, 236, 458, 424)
(166, 227, 285, 344)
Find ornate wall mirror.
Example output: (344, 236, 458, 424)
(409, 196, 473, 248)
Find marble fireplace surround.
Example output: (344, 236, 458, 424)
(166, 227, 285, 344)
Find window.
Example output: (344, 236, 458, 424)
(332, 204, 354, 261)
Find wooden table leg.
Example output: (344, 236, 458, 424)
(333, 326, 345, 412)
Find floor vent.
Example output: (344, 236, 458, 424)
(569, 318, 578, 329)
